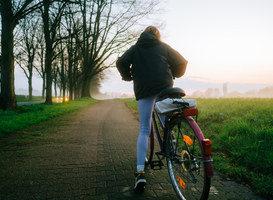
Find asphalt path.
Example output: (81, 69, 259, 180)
(17, 101, 62, 106)
(0, 100, 267, 199)
(17, 101, 45, 106)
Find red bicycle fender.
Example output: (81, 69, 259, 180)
(204, 156, 214, 177)
(184, 116, 214, 178)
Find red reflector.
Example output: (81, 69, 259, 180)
(183, 108, 198, 116)
(202, 139, 212, 156)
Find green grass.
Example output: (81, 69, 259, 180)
(120, 98, 273, 198)
(120, 98, 140, 119)
(0, 98, 98, 138)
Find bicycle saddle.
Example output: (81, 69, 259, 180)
(157, 87, 186, 99)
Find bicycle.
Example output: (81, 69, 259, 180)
(145, 87, 214, 200)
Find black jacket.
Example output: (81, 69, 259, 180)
(116, 32, 188, 100)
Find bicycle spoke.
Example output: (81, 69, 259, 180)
(166, 116, 211, 200)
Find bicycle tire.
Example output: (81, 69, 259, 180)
(165, 114, 211, 200)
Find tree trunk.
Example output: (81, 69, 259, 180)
(61, 41, 65, 103)
(42, 72, 46, 99)
(68, 56, 73, 101)
(0, 0, 17, 110)
(28, 70, 33, 100)
(68, 35, 73, 101)
(40, 46, 45, 99)
(55, 79, 58, 98)
(43, 0, 53, 104)
(62, 69, 65, 102)
(45, 50, 52, 104)
(81, 77, 91, 98)
(74, 80, 80, 99)
(59, 86, 61, 99)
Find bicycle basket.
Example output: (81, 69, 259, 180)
(154, 98, 197, 115)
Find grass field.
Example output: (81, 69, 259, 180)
(121, 98, 273, 198)
(0, 98, 98, 138)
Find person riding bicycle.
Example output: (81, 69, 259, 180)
(116, 26, 188, 190)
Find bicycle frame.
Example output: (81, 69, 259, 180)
(151, 111, 165, 152)
(150, 109, 214, 178)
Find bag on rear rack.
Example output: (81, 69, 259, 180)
(154, 98, 196, 115)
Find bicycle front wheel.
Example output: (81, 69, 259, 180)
(165, 115, 211, 200)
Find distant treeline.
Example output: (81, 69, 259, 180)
(190, 86, 273, 98)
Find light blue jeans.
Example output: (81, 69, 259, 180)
(137, 94, 164, 170)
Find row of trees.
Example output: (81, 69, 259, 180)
(0, 0, 160, 110)
(191, 88, 222, 98)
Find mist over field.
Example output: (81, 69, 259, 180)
(96, 69, 273, 99)
(15, 70, 273, 99)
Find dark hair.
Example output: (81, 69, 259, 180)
(144, 26, 161, 40)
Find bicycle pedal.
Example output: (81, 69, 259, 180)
(150, 160, 163, 170)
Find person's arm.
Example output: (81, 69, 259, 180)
(166, 44, 188, 78)
(116, 46, 134, 81)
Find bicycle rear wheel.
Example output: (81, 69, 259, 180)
(165, 115, 211, 200)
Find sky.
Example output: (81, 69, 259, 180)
(100, 0, 273, 96)
(15, 0, 273, 96)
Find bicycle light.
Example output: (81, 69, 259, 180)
(202, 139, 212, 156)
(183, 108, 198, 116)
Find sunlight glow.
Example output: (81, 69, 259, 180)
(161, 0, 273, 86)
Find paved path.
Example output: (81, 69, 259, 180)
(17, 101, 61, 106)
(0, 100, 266, 199)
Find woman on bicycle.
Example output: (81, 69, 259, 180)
(116, 26, 188, 190)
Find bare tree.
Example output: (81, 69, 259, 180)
(63, 5, 82, 101)
(58, 27, 68, 103)
(0, 0, 43, 110)
(75, 0, 160, 97)
(40, 0, 72, 104)
(35, 27, 46, 99)
(16, 16, 40, 100)
(0, 0, 162, 109)
(53, 36, 68, 102)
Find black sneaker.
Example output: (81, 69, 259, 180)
(134, 171, 146, 190)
